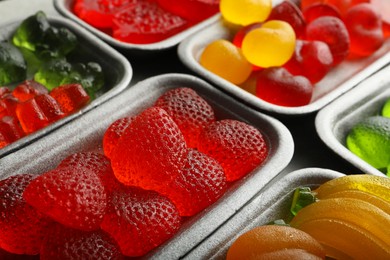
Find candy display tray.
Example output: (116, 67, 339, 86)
(0, 15, 132, 158)
(54, 0, 220, 51)
(185, 168, 344, 259)
(0, 73, 294, 259)
(178, 18, 390, 116)
(316, 65, 390, 177)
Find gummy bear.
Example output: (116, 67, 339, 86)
(49, 83, 90, 115)
(0, 42, 27, 85)
(15, 97, 49, 134)
(34, 59, 72, 90)
(12, 80, 48, 102)
(0, 116, 25, 148)
(34, 94, 65, 123)
(157, 0, 219, 22)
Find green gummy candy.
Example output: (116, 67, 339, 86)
(290, 187, 316, 216)
(0, 42, 27, 85)
(34, 59, 71, 90)
(346, 116, 390, 171)
(36, 26, 77, 60)
(382, 98, 390, 118)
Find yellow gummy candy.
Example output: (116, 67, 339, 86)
(220, 0, 272, 26)
(200, 39, 252, 85)
(241, 20, 296, 68)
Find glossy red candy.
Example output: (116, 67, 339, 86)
(267, 0, 305, 38)
(111, 107, 188, 192)
(326, 0, 369, 15)
(157, 0, 219, 22)
(12, 80, 48, 102)
(73, 0, 136, 29)
(23, 166, 107, 231)
(305, 16, 350, 65)
(0, 116, 24, 147)
(0, 94, 18, 118)
(284, 39, 333, 84)
(101, 186, 181, 257)
(49, 83, 90, 115)
(371, 0, 390, 38)
(197, 119, 268, 181)
(255, 67, 313, 107)
(154, 87, 216, 148)
(35, 94, 65, 123)
(232, 22, 262, 48)
(103, 117, 133, 159)
(0, 174, 51, 255)
(40, 224, 123, 260)
(0, 87, 11, 98)
(112, 0, 188, 44)
(344, 3, 384, 57)
(302, 3, 341, 23)
(164, 149, 227, 216)
(16, 98, 49, 134)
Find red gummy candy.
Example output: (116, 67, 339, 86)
(73, 0, 136, 29)
(267, 0, 306, 38)
(163, 149, 227, 216)
(305, 16, 350, 65)
(49, 83, 90, 115)
(12, 80, 48, 102)
(371, 0, 390, 38)
(197, 119, 268, 181)
(344, 3, 384, 57)
(302, 3, 341, 23)
(0, 94, 18, 118)
(0, 174, 51, 255)
(232, 22, 262, 48)
(284, 39, 333, 84)
(112, 0, 188, 44)
(157, 0, 219, 22)
(111, 107, 188, 192)
(103, 116, 133, 159)
(101, 186, 181, 257)
(34, 94, 65, 123)
(325, 0, 369, 15)
(255, 67, 313, 107)
(0, 116, 25, 147)
(23, 166, 107, 231)
(16, 98, 49, 134)
(58, 152, 120, 194)
(154, 88, 216, 148)
(40, 224, 123, 260)
(0, 87, 11, 99)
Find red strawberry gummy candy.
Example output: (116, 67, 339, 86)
(58, 151, 120, 194)
(23, 166, 107, 231)
(40, 224, 123, 260)
(103, 116, 133, 159)
(0, 116, 25, 148)
(256, 67, 313, 107)
(154, 88, 216, 148)
(49, 83, 90, 115)
(111, 107, 188, 192)
(344, 3, 384, 57)
(112, 0, 188, 44)
(157, 0, 219, 22)
(284, 39, 333, 84)
(305, 16, 350, 65)
(163, 149, 227, 216)
(0, 174, 51, 255)
(101, 186, 181, 257)
(12, 80, 48, 102)
(197, 119, 268, 181)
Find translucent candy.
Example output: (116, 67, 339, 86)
(34, 59, 72, 90)
(382, 98, 390, 118)
(200, 39, 252, 85)
(241, 20, 296, 68)
(12, 80, 48, 102)
(0, 42, 27, 85)
(0, 116, 25, 148)
(302, 3, 341, 23)
(16, 97, 49, 134)
(157, 0, 219, 22)
(290, 187, 317, 216)
(220, 0, 272, 26)
(49, 83, 90, 115)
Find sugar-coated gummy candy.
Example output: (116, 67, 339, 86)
(267, 0, 306, 38)
(112, 1, 188, 44)
(0, 116, 24, 148)
(12, 80, 48, 102)
(200, 39, 252, 85)
(242, 20, 296, 68)
(154, 87, 216, 148)
(111, 107, 188, 192)
(256, 67, 313, 107)
(40, 224, 123, 260)
(0, 174, 52, 255)
(220, 0, 272, 26)
(382, 98, 390, 118)
(163, 149, 227, 216)
(197, 119, 268, 181)
(23, 166, 107, 231)
(100, 186, 181, 257)
(0, 42, 27, 85)
(103, 117, 134, 159)
(157, 0, 219, 22)
(346, 116, 390, 172)
(344, 3, 384, 57)
(226, 225, 326, 260)
(302, 3, 341, 23)
(305, 16, 350, 66)
(49, 83, 90, 115)
(284, 40, 333, 84)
